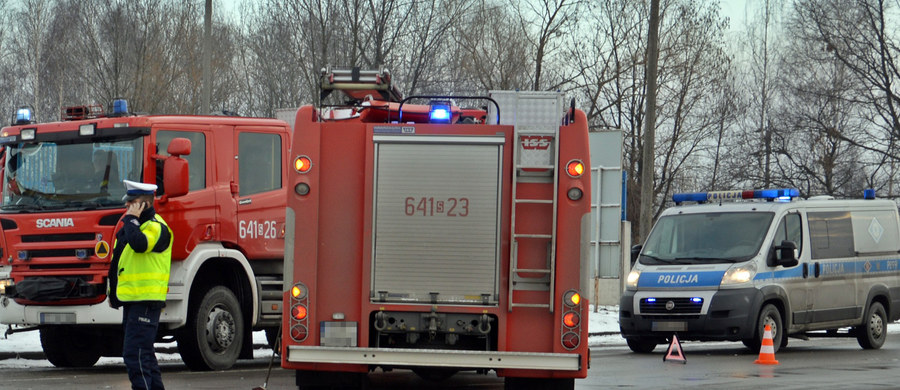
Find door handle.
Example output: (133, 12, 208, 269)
(802, 263, 809, 278)
(814, 262, 821, 278)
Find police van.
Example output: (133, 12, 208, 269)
(619, 188, 900, 353)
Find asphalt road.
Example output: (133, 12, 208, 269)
(4, 337, 900, 389)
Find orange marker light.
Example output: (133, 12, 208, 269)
(563, 312, 580, 327)
(564, 290, 582, 307)
(295, 156, 312, 173)
(568, 292, 581, 306)
(291, 285, 303, 298)
(566, 160, 584, 177)
(563, 312, 580, 328)
(292, 304, 308, 320)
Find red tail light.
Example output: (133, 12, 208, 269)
(290, 324, 308, 342)
(562, 332, 580, 350)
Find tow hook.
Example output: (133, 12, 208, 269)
(374, 310, 386, 331)
(478, 314, 492, 334)
(424, 306, 440, 339)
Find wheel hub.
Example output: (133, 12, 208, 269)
(206, 306, 236, 352)
(869, 312, 884, 338)
(764, 315, 778, 339)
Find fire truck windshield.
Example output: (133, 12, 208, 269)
(2, 137, 143, 211)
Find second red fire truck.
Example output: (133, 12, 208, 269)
(281, 69, 592, 389)
(0, 101, 289, 370)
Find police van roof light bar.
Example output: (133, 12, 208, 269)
(672, 188, 800, 205)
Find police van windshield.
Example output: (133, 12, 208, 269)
(640, 212, 774, 265)
(1, 137, 143, 211)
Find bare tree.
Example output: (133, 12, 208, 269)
(510, 0, 583, 91)
(12, 0, 56, 120)
(449, 0, 532, 92)
(650, 0, 732, 216)
(734, 0, 786, 188)
(791, 0, 900, 197)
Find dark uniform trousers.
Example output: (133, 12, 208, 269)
(123, 303, 165, 390)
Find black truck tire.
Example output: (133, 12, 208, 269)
(178, 286, 245, 371)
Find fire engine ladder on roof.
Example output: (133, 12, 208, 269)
(508, 124, 560, 313)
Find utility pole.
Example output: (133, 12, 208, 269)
(639, 0, 660, 242)
(201, 0, 212, 114)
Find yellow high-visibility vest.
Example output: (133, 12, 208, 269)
(115, 215, 172, 302)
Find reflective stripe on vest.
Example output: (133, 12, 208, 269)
(116, 215, 172, 302)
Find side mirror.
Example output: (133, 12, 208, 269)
(772, 240, 799, 267)
(162, 156, 189, 199)
(167, 137, 191, 156)
(630, 244, 643, 265)
(160, 138, 191, 201)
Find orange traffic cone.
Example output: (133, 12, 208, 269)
(753, 324, 779, 365)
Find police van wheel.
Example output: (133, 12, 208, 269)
(626, 338, 657, 353)
(749, 304, 783, 354)
(178, 286, 245, 371)
(856, 301, 887, 349)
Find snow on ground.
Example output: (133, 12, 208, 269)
(0, 305, 624, 368)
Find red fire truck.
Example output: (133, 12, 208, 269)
(281, 69, 592, 389)
(0, 102, 289, 370)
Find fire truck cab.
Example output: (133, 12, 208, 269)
(0, 101, 289, 370)
(281, 69, 592, 389)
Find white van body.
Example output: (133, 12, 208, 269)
(619, 189, 900, 353)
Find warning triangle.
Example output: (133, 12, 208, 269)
(663, 334, 686, 364)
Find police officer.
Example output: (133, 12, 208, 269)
(108, 179, 173, 390)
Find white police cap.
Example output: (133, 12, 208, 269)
(122, 179, 157, 201)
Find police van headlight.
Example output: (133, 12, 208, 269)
(721, 262, 757, 286)
(626, 269, 641, 289)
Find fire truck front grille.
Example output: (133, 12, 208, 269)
(22, 233, 96, 243)
(640, 297, 703, 314)
(22, 248, 96, 259)
(29, 263, 91, 270)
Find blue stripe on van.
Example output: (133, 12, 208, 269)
(758, 258, 900, 280)
(639, 271, 726, 288)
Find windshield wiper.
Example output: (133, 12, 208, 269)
(0, 203, 43, 212)
(674, 257, 742, 264)
(640, 254, 677, 265)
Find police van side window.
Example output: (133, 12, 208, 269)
(773, 213, 803, 258)
(808, 211, 855, 259)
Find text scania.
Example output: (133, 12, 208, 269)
(657, 274, 699, 284)
(36, 218, 75, 228)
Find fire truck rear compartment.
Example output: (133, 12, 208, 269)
(370, 137, 503, 305)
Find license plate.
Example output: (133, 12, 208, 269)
(652, 321, 686, 332)
(40, 312, 75, 324)
(320, 321, 357, 347)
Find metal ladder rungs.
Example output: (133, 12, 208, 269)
(513, 268, 551, 274)
(514, 233, 552, 239)
(508, 104, 561, 313)
(510, 303, 552, 308)
(515, 199, 553, 204)
(516, 165, 555, 170)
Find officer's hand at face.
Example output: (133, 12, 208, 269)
(125, 200, 148, 217)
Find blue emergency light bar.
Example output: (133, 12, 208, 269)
(429, 100, 452, 123)
(672, 188, 800, 205)
(113, 99, 128, 116)
(14, 106, 33, 125)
